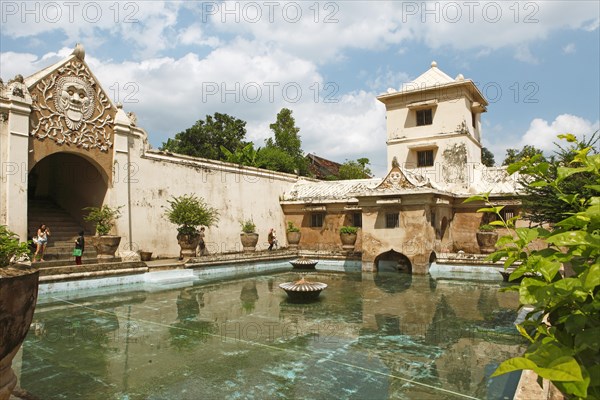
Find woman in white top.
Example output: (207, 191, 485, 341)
(34, 224, 50, 262)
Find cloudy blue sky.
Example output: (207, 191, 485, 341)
(1, 1, 598, 177)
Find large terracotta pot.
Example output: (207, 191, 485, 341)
(240, 233, 259, 252)
(0, 266, 39, 400)
(340, 233, 357, 251)
(177, 233, 201, 258)
(476, 231, 498, 254)
(286, 231, 301, 249)
(90, 235, 122, 261)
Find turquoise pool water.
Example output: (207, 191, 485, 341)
(15, 270, 524, 399)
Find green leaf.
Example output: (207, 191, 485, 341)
(519, 278, 547, 305)
(515, 227, 538, 243)
(463, 194, 489, 203)
(558, 133, 577, 142)
(542, 356, 583, 382)
(582, 263, 600, 291)
(477, 206, 504, 214)
(530, 180, 549, 188)
(489, 220, 506, 227)
(509, 266, 529, 281)
(515, 324, 535, 342)
(585, 185, 600, 193)
(533, 257, 562, 282)
(557, 166, 591, 183)
(491, 357, 538, 377)
(548, 231, 599, 247)
(507, 162, 525, 175)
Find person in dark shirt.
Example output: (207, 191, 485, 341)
(74, 231, 85, 265)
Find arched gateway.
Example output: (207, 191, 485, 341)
(1, 44, 116, 247)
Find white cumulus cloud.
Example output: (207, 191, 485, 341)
(520, 114, 600, 151)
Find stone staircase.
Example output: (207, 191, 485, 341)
(28, 198, 97, 261)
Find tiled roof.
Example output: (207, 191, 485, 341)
(306, 154, 341, 179)
(281, 178, 381, 202)
(281, 165, 519, 203)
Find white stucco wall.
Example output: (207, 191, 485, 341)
(0, 87, 32, 240)
(110, 125, 299, 258)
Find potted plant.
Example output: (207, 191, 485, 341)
(476, 224, 498, 254)
(0, 225, 39, 400)
(164, 194, 219, 258)
(240, 219, 259, 252)
(339, 225, 358, 250)
(286, 221, 301, 249)
(83, 205, 123, 260)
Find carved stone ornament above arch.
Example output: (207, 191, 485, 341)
(29, 59, 115, 152)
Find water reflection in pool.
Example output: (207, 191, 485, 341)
(16, 271, 524, 399)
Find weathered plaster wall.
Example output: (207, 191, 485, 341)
(110, 129, 299, 257)
(360, 197, 438, 274)
(282, 204, 363, 252)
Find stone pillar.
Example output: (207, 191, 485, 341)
(0, 76, 32, 240)
(410, 252, 431, 275)
(111, 104, 134, 252)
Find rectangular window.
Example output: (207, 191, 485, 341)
(430, 210, 436, 228)
(353, 212, 362, 228)
(385, 213, 399, 229)
(417, 150, 434, 167)
(311, 213, 324, 227)
(471, 112, 477, 128)
(416, 108, 433, 126)
(500, 208, 516, 221)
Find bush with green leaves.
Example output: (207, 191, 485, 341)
(164, 195, 220, 236)
(465, 134, 599, 399)
(478, 224, 496, 232)
(0, 225, 31, 267)
(240, 219, 256, 234)
(83, 205, 123, 236)
(339, 226, 358, 235)
(286, 221, 300, 233)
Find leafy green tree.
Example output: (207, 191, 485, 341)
(518, 132, 599, 224)
(256, 146, 297, 174)
(466, 134, 600, 399)
(161, 113, 248, 161)
(502, 145, 545, 166)
(481, 147, 495, 167)
(265, 108, 308, 174)
(338, 158, 372, 180)
(220, 143, 260, 167)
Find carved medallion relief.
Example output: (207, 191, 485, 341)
(29, 60, 115, 152)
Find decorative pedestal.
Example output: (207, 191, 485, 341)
(279, 277, 328, 302)
(289, 257, 318, 270)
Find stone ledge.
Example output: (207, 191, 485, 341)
(38, 261, 148, 282)
(186, 249, 299, 268)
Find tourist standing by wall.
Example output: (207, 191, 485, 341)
(33, 224, 50, 262)
(268, 229, 278, 251)
(198, 227, 206, 256)
(74, 231, 85, 265)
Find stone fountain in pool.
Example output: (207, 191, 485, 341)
(280, 258, 328, 301)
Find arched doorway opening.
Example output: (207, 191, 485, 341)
(374, 249, 412, 273)
(373, 249, 412, 293)
(28, 152, 109, 244)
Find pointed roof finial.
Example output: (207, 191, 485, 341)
(72, 43, 85, 60)
(431, 61, 437, 68)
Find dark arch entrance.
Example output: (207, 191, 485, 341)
(28, 152, 109, 243)
(374, 249, 412, 274)
(373, 249, 413, 293)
